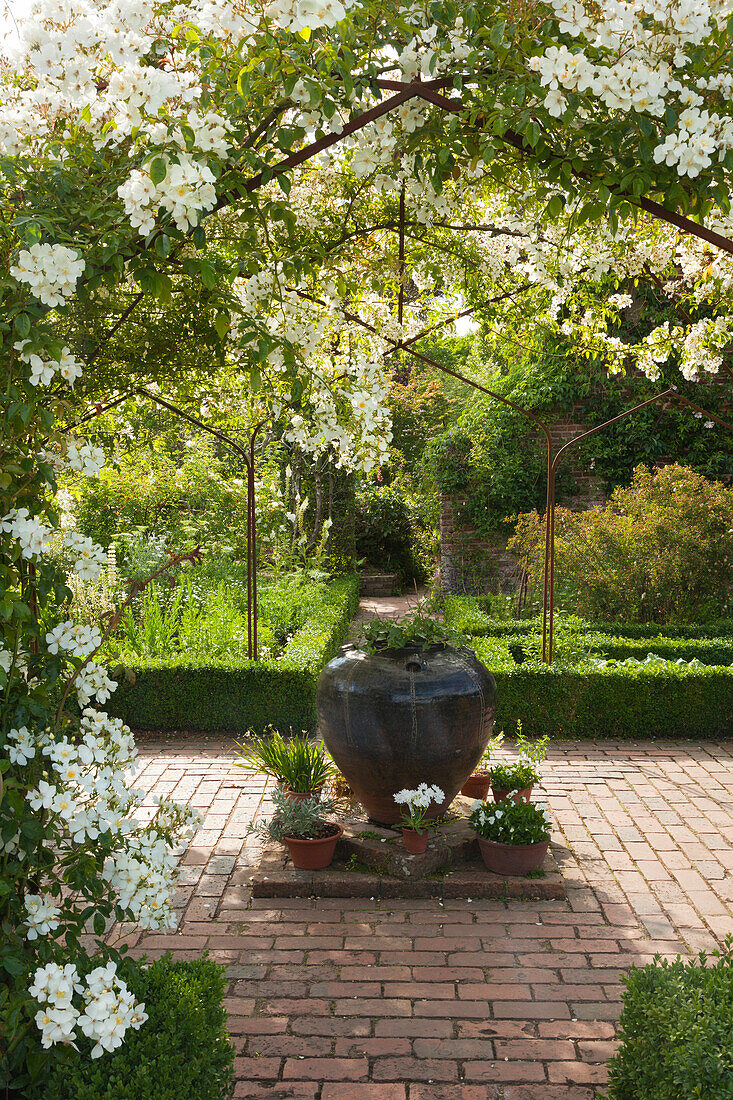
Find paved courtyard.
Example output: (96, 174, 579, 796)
(121, 738, 733, 1099)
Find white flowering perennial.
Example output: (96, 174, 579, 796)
(394, 783, 445, 829)
(29, 961, 148, 1057)
(6, 726, 36, 765)
(19, 707, 201, 931)
(66, 441, 106, 477)
(14, 341, 84, 388)
(74, 663, 118, 707)
(24, 894, 62, 940)
(394, 783, 446, 810)
(45, 621, 102, 658)
(266, 0, 347, 33)
(10, 244, 85, 307)
(64, 532, 107, 582)
(530, 0, 733, 179)
(117, 154, 218, 237)
(1, 508, 54, 559)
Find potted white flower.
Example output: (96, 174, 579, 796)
(394, 783, 445, 854)
(470, 798, 552, 876)
(487, 728, 549, 804)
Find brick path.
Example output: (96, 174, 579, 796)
(117, 738, 733, 1098)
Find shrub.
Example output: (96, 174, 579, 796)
(354, 481, 432, 585)
(480, 650, 733, 740)
(605, 942, 733, 1100)
(510, 464, 733, 623)
(63, 438, 287, 567)
(108, 577, 359, 734)
(444, 598, 733, 664)
(41, 955, 234, 1100)
(447, 596, 733, 639)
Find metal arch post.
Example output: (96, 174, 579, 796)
(248, 421, 267, 661)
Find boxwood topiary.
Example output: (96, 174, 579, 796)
(606, 942, 733, 1099)
(41, 955, 235, 1100)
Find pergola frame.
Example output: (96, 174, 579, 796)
(79, 76, 733, 661)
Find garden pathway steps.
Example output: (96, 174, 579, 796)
(347, 588, 431, 641)
(121, 738, 733, 1099)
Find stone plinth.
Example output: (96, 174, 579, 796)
(248, 798, 567, 900)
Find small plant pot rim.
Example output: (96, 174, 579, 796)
(281, 785, 324, 803)
(491, 785, 533, 804)
(476, 835, 549, 876)
(461, 773, 492, 799)
(283, 823, 343, 870)
(401, 826, 429, 854)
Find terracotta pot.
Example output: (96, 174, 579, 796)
(284, 823, 343, 870)
(477, 836, 549, 876)
(402, 827, 429, 855)
(282, 785, 323, 804)
(492, 785, 532, 805)
(317, 642, 497, 824)
(461, 773, 491, 800)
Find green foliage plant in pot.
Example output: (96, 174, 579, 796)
(251, 786, 343, 870)
(235, 728, 337, 801)
(488, 727, 548, 804)
(394, 783, 445, 854)
(470, 799, 552, 876)
(461, 732, 504, 801)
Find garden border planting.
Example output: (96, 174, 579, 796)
(107, 577, 359, 735)
(40, 955, 234, 1100)
(606, 946, 733, 1099)
(444, 596, 733, 739)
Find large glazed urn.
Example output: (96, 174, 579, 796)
(317, 643, 497, 824)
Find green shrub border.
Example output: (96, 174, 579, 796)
(605, 945, 733, 1099)
(108, 576, 360, 734)
(41, 955, 234, 1100)
(445, 595, 733, 640)
(444, 596, 733, 739)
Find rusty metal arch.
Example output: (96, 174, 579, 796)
(75, 77, 733, 660)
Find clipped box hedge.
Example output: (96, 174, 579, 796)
(444, 596, 733, 739)
(444, 595, 733, 642)
(41, 955, 234, 1100)
(606, 947, 733, 1099)
(108, 576, 359, 734)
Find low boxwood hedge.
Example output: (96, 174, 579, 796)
(41, 955, 234, 1100)
(444, 596, 733, 739)
(445, 596, 733, 642)
(605, 944, 733, 1099)
(108, 576, 359, 734)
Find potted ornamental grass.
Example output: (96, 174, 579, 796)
(470, 798, 553, 876)
(235, 727, 337, 801)
(487, 726, 549, 804)
(394, 783, 445, 854)
(317, 609, 497, 824)
(461, 732, 504, 801)
(251, 786, 343, 870)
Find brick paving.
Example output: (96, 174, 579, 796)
(114, 737, 733, 1098)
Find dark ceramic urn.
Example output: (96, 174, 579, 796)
(317, 643, 497, 824)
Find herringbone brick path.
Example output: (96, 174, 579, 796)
(119, 739, 733, 1098)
